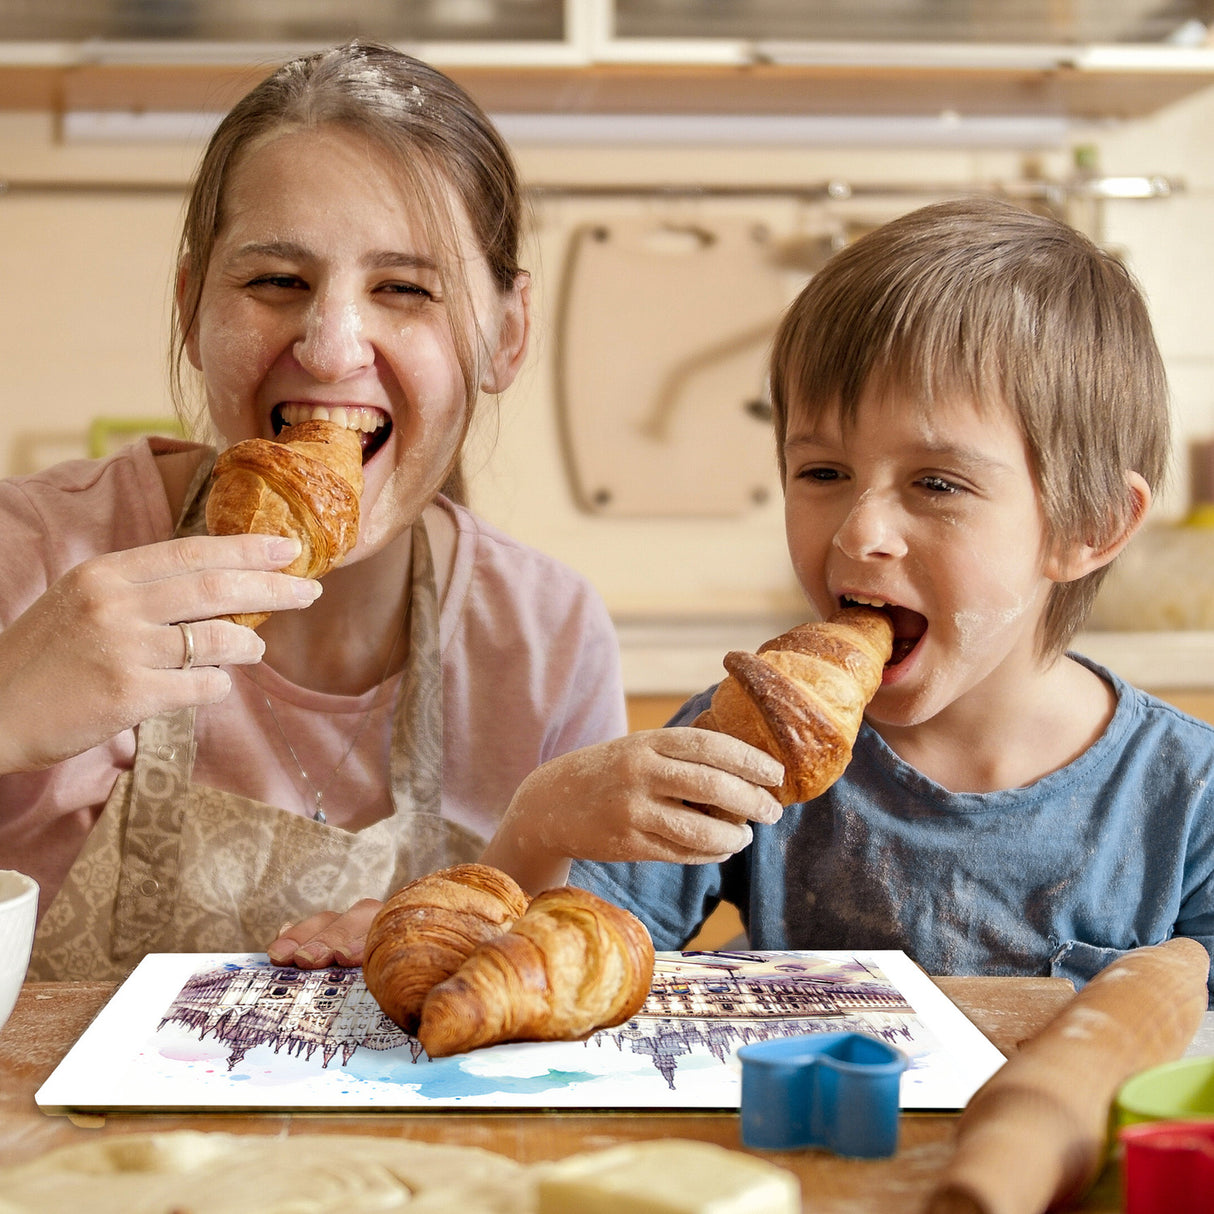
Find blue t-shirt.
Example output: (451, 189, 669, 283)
(573, 656, 1214, 999)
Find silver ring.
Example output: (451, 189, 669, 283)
(178, 621, 196, 671)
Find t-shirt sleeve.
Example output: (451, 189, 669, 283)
(1176, 830, 1214, 1007)
(572, 857, 725, 952)
(541, 582, 628, 757)
(1044, 683, 1214, 1003)
(0, 443, 172, 627)
(1136, 699, 1214, 1005)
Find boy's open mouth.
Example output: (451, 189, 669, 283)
(273, 403, 392, 463)
(841, 595, 926, 665)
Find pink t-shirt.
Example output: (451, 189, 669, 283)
(0, 439, 627, 914)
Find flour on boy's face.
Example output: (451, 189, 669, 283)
(782, 386, 1058, 729)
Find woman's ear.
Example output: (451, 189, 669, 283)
(176, 261, 203, 371)
(479, 272, 531, 394)
(1045, 470, 1152, 583)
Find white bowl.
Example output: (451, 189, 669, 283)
(0, 870, 38, 1036)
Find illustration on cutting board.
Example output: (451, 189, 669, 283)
(36, 950, 1005, 1112)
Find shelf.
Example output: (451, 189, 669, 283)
(1, 54, 1214, 122)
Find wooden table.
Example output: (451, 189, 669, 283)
(0, 975, 1129, 1211)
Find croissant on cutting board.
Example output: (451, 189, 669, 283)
(416, 884, 656, 1058)
(363, 864, 530, 1034)
(205, 418, 364, 628)
(694, 605, 893, 805)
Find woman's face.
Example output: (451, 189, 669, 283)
(184, 124, 526, 557)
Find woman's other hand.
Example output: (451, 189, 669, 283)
(267, 898, 383, 968)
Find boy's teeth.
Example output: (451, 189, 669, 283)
(845, 595, 890, 608)
(279, 403, 385, 432)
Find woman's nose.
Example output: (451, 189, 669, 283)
(833, 489, 908, 560)
(292, 294, 373, 380)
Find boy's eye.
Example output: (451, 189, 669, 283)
(797, 466, 842, 483)
(918, 474, 963, 494)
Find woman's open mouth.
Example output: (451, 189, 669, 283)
(841, 595, 927, 665)
(273, 403, 392, 463)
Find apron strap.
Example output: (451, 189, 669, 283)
(110, 709, 196, 956)
(105, 456, 212, 956)
(176, 448, 217, 536)
(390, 519, 442, 812)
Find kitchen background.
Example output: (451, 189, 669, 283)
(3, 0, 1214, 724)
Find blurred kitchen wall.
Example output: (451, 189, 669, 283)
(0, 50, 1210, 684)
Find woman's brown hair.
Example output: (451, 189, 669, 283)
(171, 40, 526, 502)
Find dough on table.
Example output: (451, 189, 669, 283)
(0, 1132, 800, 1214)
(0, 1131, 530, 1213)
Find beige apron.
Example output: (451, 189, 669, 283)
(30, 458, 479, 981)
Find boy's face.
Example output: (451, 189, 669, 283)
(783, 383, 1067, 729)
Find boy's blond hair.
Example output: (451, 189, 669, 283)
(770, 195, 1170, 659)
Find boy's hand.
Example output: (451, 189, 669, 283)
(483, 728, 785, 893)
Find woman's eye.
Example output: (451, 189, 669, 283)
(247, 273, 305, 290)
(380, 281, 437, 301)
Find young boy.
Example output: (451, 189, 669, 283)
(485, 195, 1214, 997)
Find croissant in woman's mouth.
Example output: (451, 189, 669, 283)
(274, 402, 392, 462)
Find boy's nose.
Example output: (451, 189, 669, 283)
(292, 295, 374, 380)
(833, 490, 908, 560)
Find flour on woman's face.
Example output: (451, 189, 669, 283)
(188, 123, 505, 563)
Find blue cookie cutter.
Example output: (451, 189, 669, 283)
(737, 1031, 908, 1157)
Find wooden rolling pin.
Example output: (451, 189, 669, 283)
(925, 937, 1210, 1214)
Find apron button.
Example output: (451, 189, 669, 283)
(139, 878, 159, 896)
(156, 745, 176, 761)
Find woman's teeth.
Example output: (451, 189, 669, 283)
(278, 402, 385, 434)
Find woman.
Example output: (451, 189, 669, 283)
(4, 41, 625, 980)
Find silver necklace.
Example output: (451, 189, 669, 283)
(259, 605, 409, 824)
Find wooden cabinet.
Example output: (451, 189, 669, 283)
(3, 0, 1214, 124)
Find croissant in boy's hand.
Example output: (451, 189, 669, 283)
(694, 605, 893, 805)
(205, 418, 364, 628)
(362, 864, 656, 1056)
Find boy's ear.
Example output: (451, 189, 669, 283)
(480, 271, 531, 394)
(1045, 470, 1152, 583)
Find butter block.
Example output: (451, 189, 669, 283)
(534, 1139, 800, 1214)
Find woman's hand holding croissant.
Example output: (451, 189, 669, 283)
(0, 532, 321, 775)
(481, 728, 785, 894)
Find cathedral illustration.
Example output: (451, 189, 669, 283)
(159, 962, 414, 1070)
(158, 952, 917, 1087)
(643, 950, 912, 1020)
